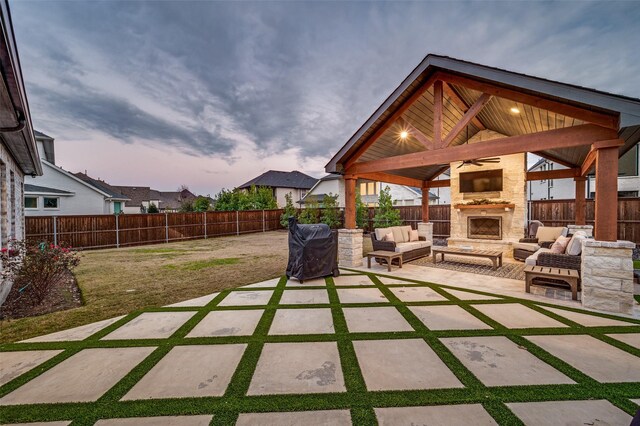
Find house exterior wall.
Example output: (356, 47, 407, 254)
(0, 143, 25, 246)
(24, 162, 109, 216)
(275, 187, 306, 208)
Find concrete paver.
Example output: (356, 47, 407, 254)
(389, 286, 448, 302)
(269, 308, 335, 335)
(165, 294, 219, 307)
(606, 333, 640, 349)
(526, 334, 640, 382)
(122, 344, 246, 399)
(353, 339, 463, 391)
(102, 312, 195, 340)
(94, 416, 213, 426)
(186, 310, 263, 337)
(0, 350, 63, 386)
(375, 404, 498, 425)
(410, 305, 492, 330)
(218, 290, 274, 306)
(333, 275, 375, 286)
(248, 342, 345, 395)
(279, 289, 329, 305)
(22, 317, 125, 342)
(286, 277, 326, 287)
(541, 306, 636, 327)
(243, 278, 280, 288)
(343, 307, 413, 333)
(236, 410, 351, 426)
(0, 347, 155, 404)
(336, 288, 388, 304)
(442, 336, 574, 387)
(472, 303, 569, 329)
(443, 288, 500, 301)
(506, 400, 632, 426)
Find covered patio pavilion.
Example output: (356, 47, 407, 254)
(326, 55, 640, 314)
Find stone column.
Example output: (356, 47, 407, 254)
(338, 228, 363, 267)
(581, 240, 635, 315)
(567, 224, 593, 237)
(418, 222, 434, 245)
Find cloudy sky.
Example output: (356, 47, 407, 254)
(12, 1, 640, 196)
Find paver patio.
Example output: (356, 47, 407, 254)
(1, 271, 639, 425)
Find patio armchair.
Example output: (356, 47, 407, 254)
(370, 225, 431, 264)
(513, 225, 568, 261)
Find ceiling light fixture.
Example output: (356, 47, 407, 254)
(400, 130, 409, 139)
(510, 107, 520, 114)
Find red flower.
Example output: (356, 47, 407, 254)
(1, 248, 7, 253)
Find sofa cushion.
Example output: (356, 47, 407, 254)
(566, 231, 587, 256)
(513, 242, 540, 252)
(535, 226, 567, 242)
(409, 229, 419, 242)
(525, 248, 552, 266)
(400, 226, 412, 242)
(390, 226, 405, 243)
(375, 227, 391, 241)
(383, 232, 395, 242)
(394, 241, 431, 254)
(549, 235, 571, 254)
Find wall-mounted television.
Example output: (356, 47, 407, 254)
(459, 169, 503, 193)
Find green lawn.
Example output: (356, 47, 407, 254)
(0, 270, 639, 425)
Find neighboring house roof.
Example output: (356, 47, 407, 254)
(528, 158, 547, 172)
(326, 54, 640, 177)
(405, 186, 438, 200)
(158, 189, 196, 210)
(0, 1, 42, 176)
(24, 184, 73, 196)
(238, 170, 318, 190)
(74, 173, 129, 200)
(39, 159, 127, 200)
(113, 186, 151, 207)
(34, 130, 53, 140)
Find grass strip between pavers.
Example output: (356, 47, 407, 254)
(0, 271, 639, 425)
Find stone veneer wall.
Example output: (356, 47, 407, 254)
(338, 229, 363, 267)
(581, 240, 635, 315)
(448, 130, 526, 256)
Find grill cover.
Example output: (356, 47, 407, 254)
(286, 217, 339, 282)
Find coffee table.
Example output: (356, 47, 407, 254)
(432, 247, 503, 270)
(367, 250, 403, 272)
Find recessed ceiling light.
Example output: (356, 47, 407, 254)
(400, 130, 409, 139)
(510, 107, 520, 114)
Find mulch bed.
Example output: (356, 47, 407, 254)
(0, 271, 82, 320)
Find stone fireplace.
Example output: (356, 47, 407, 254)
(468, 216, 502, 240)
(447, 130, 526, 257)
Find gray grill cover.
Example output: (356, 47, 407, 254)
(286, 217, 339, 282)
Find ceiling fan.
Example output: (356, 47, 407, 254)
(457, 157, 500, 168)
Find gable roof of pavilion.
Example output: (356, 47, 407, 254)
(326, 54, 640, 182)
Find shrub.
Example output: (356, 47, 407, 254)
(355, 189, 369, 230)
(213, 186, 277, 211)
(280, 193, 298, 228)
(320, 193, 341, 229)
(147, 203, 159, 213)
(193, 196, 211, 212)
(373, 185, 402, 228)
(1, 240, 80, 307)
(298, 200, 320, 224)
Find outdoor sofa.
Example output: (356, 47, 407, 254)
(370, 225, 431, 263)
(512, 226, 568, 261)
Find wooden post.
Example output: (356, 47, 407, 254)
(165, 212, 169, 243)
(344, 177, 356, 229)
(594, 147, 618, 241)
(574, 177, 586, 225)
(115, 214, 120, 248)
(203, 211, 207, 239)
(421, 183, 430, 222)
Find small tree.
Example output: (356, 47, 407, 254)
(298, 200, 319, 224)
(147, 203, 159, 214)
(355, 189, 369, 230)
(320, 193, 341, 229)
(280, 192, 297, 228)
(193, 196, 211, 212)
(179, 200, 194, 212)
(373, 185, 401, 228)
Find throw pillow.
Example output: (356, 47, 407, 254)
(549, 235, 571, 254)
(409, 229, 419, 242)
(383, 232, 395, 242)
(566, 233, 586, 256)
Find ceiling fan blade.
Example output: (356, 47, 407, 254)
(457, 162, 465, 169)
(481, 160, 500, 164)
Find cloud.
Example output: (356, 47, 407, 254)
(10, 1, 640, 195)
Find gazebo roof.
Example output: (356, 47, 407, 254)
(326, 55, 640, 181)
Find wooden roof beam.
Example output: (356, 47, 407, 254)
(398, 117, 434, 150)
(526, 168, 580, 181)
(344, 172, 423, 188)
(425, 179, 450, 188)
(581, 139, 625, 176)
(443, 82, 486, 130)
(345, 124, 617, 175)
(433, 80, 443, 147)
(438, 72, 620, 130)
(344, 74, 440, 169)
(442, 93, 492, 147)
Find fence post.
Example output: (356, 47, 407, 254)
(262, 210, 265, 232)
(165, 212, 169, 243)
(203, 211, 207, 239)
(236, 210, 239, 236)
(52, 216, 57, 246)
(115, 214, 120, 248)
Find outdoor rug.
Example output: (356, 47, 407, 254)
(410, 254, 526, 280)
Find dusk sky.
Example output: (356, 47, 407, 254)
(12, 1, 640, 196)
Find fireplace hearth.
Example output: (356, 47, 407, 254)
(468, 216, 502, 240)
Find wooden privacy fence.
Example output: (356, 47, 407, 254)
(25, 198, 640, 249)
(26, 210, 285, 250)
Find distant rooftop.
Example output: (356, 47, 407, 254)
(238, 170, 318, 190)
(24, 184, 72, 195)
(74, 173, 129, 200)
